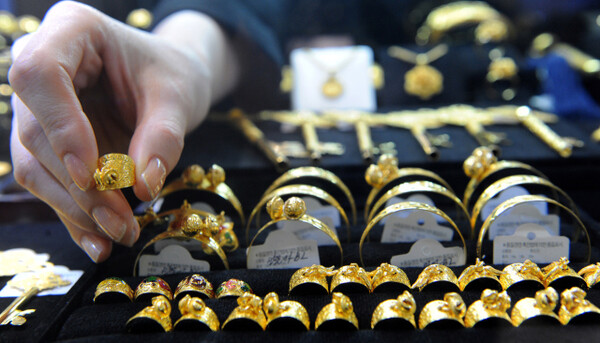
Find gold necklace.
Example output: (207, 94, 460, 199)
(387, 44, 448, 100)
(303, 47, 359, 99)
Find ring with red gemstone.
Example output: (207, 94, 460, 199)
(174, 274, 215, 300)
(134, 276, 173, 302)
(216, 278, 253, 298)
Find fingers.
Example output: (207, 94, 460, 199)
(57, 213, 112, 262)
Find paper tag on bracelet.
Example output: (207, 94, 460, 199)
(139, 245, 210, 276)
(381, 194, 436, 224)
(381, 211, 453, 243)
(481, 186, 547, 221)
(390, 239, 466, 267)
(247, 230, 319, 269)
(488, 204, 559, 240)
(492, 223, 569, 264)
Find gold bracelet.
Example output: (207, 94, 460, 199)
(477, 195, 591, 263)
(464, 289, 512, 328)
(367, 180, 471, 239)
(359, 202, 466, 267)
(261, 166, 357, 225)
(247, 184, 350, 244)
(247, 197, 343, 267)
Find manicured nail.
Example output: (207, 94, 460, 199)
(63, 153, 92, 191)
(141, 157, 166, 199)
(122, 217, 140, 247)
(92, 206, 127, 241)
(81, 235, 101, 262)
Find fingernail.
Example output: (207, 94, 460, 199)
(81, 235, 101, 262)
(64, 153, 92, 191)
(141, 157, 166, 199)
(92, 206, 127, 241)
(122, 217, 140, 247)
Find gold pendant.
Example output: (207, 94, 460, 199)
(322, 76, 343, 98)
(404, 64, 443, 100)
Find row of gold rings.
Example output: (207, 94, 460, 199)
(94, 276, 253, 303)
(247, 197, 344, 267)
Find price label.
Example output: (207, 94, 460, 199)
(488, 204, 559, 240)
(381, 211, 453, 243)
(481, 186, 547, 221)
(390, 239, 466, 267)
(493, 223, 569, 264)
(139, 245, 210, 276)
(247, 230, 319, 269)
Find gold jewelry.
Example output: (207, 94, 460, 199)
(387, 44, 448, 100)
(418, 292, 466, 329)
(263, 292, 310, 331)
(126, 295, 172, 332)
(542, 257, 587, 289)
(412, 264, 460, 292)
(531, 33, 600, 76)
(360, 202, 466, 268)
(486, 48, 519, 101)
(330, 263, 371, 294)
(134, 276, 172, 302)
(126, 8, 153, 29)
(476, 195, 591, 263)
(216, 279, 253, 299)
(93, 153, 135, 191)
(315, 292, 359, 330)
(511, 287, 561, 326)
(93, 277, 133, 303)
(579, 263, 600, 289)
(369, 263, 411, 293)
(302, 47, 359, 99)
(261, 166, 357, 225)
(371, 290, 417, 330)
(0, 249, 53, 277)
(465, 289, 512, 328)
(174, 274, 215, 300)
(289, 265, 335, 295)
(499, 260, 545, 290)
(173, 294, 220, 331)
(222, 293, 267, 331)
(558, 287, 600, 325)
(248, 197, 344, 267)
(457, 258, 503, 291)
(155, 164, 245, 224)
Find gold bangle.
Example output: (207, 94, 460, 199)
(542, 257, 587, 290)
(457, 258, 503, 292)
(247, 184, 350, 244)
(579, 263, 600, 289)
(330, 263, 371, 294)
(464, 289, 513, 328)
(126, 295, 173, 333)
(222, 293, 267, 331)
(371, 290, 417, 330)
(248, 197, 344, 267)
(216, 279, 253, 298)
(263, 292, 310, 331)
(289, 265, 336, 295)
(94, 153, 136, 191)
(471, 174, 578, 229)
(418, 292, 466, 329)
(359, 202, 466, 268)
(511, 287, 561, 326)
(173, 294, 220, 331)
(412, 264, 460, 292)
(476, 195, 591, 263)
(558, 287, 600, 325)
(174, 274, 215, 300)
(93, 277, 133, 303)
(154, 164, 245, 225)
(368, 263, 411, 293)
(261, 166, 357, 225)
(499, 260, 545, 290)
(315, 292, 359, 331)
(367, 180, 471, 239)
(134, 276, 173, 302)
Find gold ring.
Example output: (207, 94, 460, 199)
(542, 257, 587, 290)
(174, 274, 215, 300)
(558, 287, 600, 325)
(94, 153, 135, 191)
(464, 289, 513, 328)
(154, 164, 245, 224)
(330, 263, 371, 294)
(247, 185, 350, 244)
(222, 292, 267, 331)
(261, 166, 357, 225)
(412, 264, 459, 292)
(93, 277, 134, 303)
(579, 263, 600, 289)
(499, 260, 545, 291)
(511, 287, 561, 326)
(248, 197, 343, 267)
(457, 258, 503, 292)
(476, 195, 591, 263)
(315, 292, 359, 330)
(134, 276, 173, 302)
(174, 294, 220, 331)
(360, 202, 466, 268)
(126, 295, 172, 332)
(367, 180, 472, 239)
(371, 290, 417, 329)
(289, 265, 335, 295)
(418, 292, 466, 329)
(216, 278, 253, 298)
(369, 263, 411, 293)
(263, 292, 310, 330)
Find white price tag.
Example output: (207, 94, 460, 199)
(247, 230, 320, 269)
(154, 239, 204, 253)
(381, 211, 453, 243)
(0, 266, 83, 297)
(493, 223, 569, 264)
(390, 239, 466, 267)
(139, 245, 210, 276)
(481, 186, 547, 221)
(488, 204, 559, 240)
